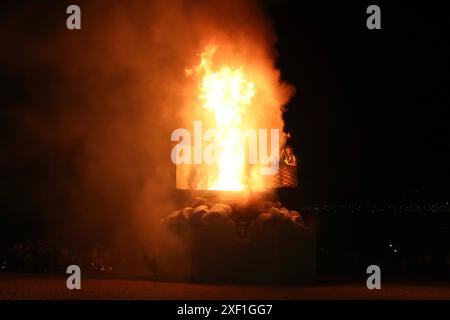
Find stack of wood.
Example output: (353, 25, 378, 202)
(161, 197, 305, 234)
(158, 197, 315, 284)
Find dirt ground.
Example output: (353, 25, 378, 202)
(0, 273, 449, 300)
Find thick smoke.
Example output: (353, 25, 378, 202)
(0, 0, 294, 261)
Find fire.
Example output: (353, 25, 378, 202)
(183, 42, 294, 192)
(187, 45, 256, 191)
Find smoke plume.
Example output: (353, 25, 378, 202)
(0, 0, 294, 259)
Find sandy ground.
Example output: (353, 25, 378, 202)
(0, 273, 449, 300)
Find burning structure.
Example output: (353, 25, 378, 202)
(160, 44, 315, 283)
(1, 0, 315, 284)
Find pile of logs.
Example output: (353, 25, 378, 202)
(161, 197, 305, 234)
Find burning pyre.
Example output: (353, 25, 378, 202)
(160, 42, 313, 283)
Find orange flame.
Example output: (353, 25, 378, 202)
(187, 45, 258, 191)
(186, 43, 292, 192)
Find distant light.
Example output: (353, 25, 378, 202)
(389, 244, 393, 248)
(394, 249, 398, 253)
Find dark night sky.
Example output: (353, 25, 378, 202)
(266, 1, 450, 203)
(0, 1, 449, 242)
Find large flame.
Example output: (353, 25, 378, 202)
(187, 45, 256, 191)
(184, 42, 294, 192)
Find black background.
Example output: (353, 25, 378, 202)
(1, 1, 449, 279)
(266, 1, 450, 203)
